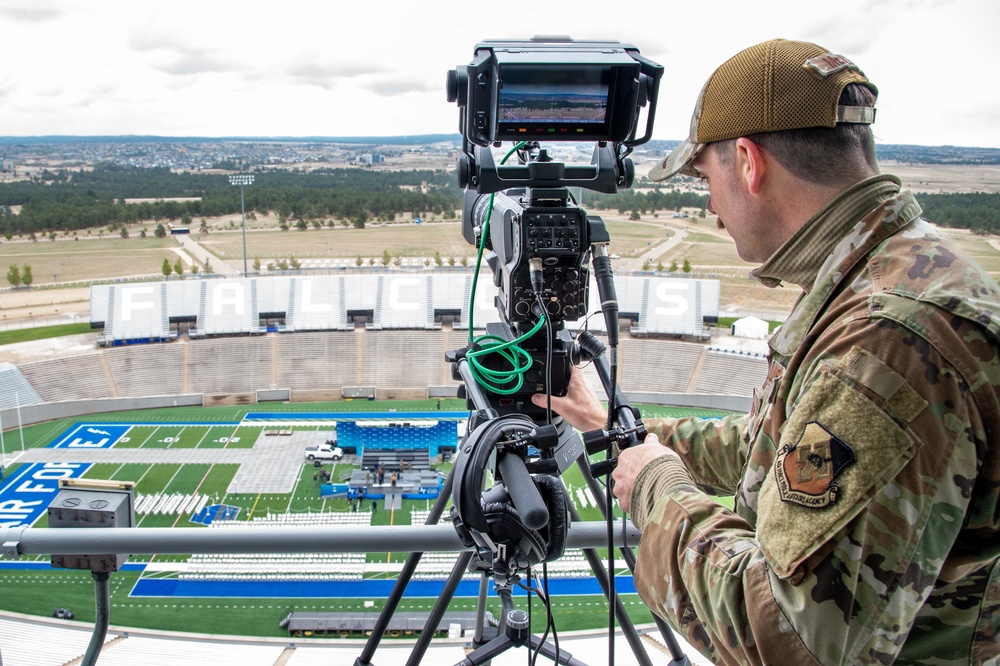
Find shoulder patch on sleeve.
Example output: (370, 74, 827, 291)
(758, 368, 916, 579)
(775, 422, 855, 509)
(840, 347, 927, 423)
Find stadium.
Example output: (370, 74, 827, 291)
(0, 266, 769, 665)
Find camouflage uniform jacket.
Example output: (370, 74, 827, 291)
(629, 175, 1000, 665)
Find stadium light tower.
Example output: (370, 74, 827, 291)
(229, 173, 254, 275)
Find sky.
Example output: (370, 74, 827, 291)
(2, 0, 999, 148)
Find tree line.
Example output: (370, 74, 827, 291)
(913, 192, 1000, 234)
(0, 164, 461, 237)
(2, 164, 999, 237)
(586, 186, 708, 216)
(0, 164, 714, 238)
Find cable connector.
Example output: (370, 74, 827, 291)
(528, 257, 544, 295)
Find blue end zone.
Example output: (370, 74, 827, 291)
(0, 423, 133, 529)
(49, 424, 131, 449)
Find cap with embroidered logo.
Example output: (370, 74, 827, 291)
(649, 38, 877, 181)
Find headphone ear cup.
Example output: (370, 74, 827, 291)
(452, 414, 538, 536)
(481, 501, 548, 566)
(532, 475, 568, 563)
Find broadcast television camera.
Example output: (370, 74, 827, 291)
(445, 37, 661, 551)
(353, 40, 677, 666)
(447, 38, 663, 416)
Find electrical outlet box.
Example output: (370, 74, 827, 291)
(47, 479, 135, 572)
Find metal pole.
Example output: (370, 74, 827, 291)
(404, 550, 474, 666)
(240, 183, 248, 276)
(1, 522, 639, 559)
(356, 464, 459, 666)
(15, 392, 23, 452)
(229, 174, 253, 276)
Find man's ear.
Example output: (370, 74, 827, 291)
(735, 137, 765, 195)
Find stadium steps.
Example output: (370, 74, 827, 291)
(98, 349, 120, 397)
(273, 647, 295, 666)
(684, 347, 709, 393)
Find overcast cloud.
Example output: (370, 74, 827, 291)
(1, 0, 998, 147)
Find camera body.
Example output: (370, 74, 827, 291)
(479, 186, 589, 325)
(448, 38, 661, 410)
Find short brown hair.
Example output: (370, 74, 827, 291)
(723, 83, 879, 186)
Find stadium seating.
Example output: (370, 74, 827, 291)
(0, 363, 43, 408)
(104, 343, 185, 397)
(19, 353, 116, 402)
(274, 331, 359, 389)
(618, 338, 706, 393)
(690, 350, 769, 396)
(11, 328, 767, 405)
(186, 336, 272, 394)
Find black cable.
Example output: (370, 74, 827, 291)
(540, 297, 554, 427)
(529, 260, 553, 426)
(596, 247, 622, 666)
(526, 567, 534, 666)
(524, 565, 559, 666)
(545, 568, 560, 665)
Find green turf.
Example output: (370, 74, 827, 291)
(0, 399, 733, 638)
(0, 322, 93, 346)
(0, 568, 656, 636)
(198, 464, 238, 497)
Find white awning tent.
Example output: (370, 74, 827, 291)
(732, 316, 770, 339)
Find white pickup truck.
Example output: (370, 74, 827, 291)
(304, 444, 343, 461)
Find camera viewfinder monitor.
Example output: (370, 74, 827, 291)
(459, 41, 646, 146)
(497, 66, 612, 141)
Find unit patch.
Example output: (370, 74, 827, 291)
(775, 421, 855, 508)
(804, 53, 859, 77)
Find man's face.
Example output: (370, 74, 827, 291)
(691, 142, 773, 264)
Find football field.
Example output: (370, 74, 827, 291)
(0, 400, 726, 636)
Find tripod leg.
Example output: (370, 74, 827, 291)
(455, 633, 514, 666)
(405, 549, 474, 666)
(457, 628, 588, 666)
(354, 462, 457, 666)
(525, 633, 587, 666)
(562, 477, 655, 666)
(472, 571, 490, 645)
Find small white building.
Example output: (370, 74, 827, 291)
(732, 316, 770, 339)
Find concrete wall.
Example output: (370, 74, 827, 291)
(0, 389, 748, 434)
(0, 394, 203, 429)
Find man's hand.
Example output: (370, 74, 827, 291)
(530, 366, 607, 432)
(611, 433, 681, 514)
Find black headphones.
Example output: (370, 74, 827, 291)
(451, 414, 568, 568)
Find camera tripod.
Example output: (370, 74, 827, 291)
(354, 352, 690, 666)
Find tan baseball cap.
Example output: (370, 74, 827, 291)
(649, 38, 877, 181)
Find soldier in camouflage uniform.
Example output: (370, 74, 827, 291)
(535, 39, 1000, 664)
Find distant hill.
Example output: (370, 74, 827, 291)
(874, 144, 1000, 165)
(3, 135, 1000, 165)
(644, 140, 1000, 166)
